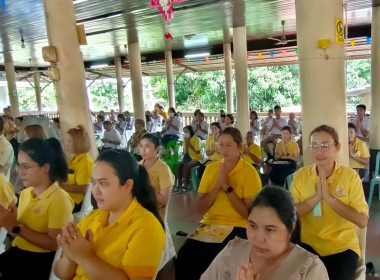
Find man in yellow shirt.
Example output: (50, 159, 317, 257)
(348, 123, 369, 178)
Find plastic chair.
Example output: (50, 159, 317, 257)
(284, 172, 295, 190)
(73, 184, 93, 223)
(191, 166, 200, 191)
(368, 151, 380, 207)
(353, 227, 367, 280)
(162, 140, 183, 174)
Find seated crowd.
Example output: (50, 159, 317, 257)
(0, 102, 371, 280)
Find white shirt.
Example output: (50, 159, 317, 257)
(268, 117, 287, 135)
(192, 120, 209, 139)
(262, 116, 273, 129)
(250, 120, 260, 135)
(353, 116, 370, 138)
(102, 128, 122, 149)
(288, 119, 299, 134)
(164, 116, 181, 137)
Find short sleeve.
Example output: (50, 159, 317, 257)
(303, 258, 329, 280)
(347, 172, 369, 215)
(290, 171, 302, 204)
(202, 121, 209, 131)
(198, 164, 216, 194)
(173, 117, 180, 129)
(359, 142, 370, 158)
(75, 156, 94, 185)
(249, 145, 261, 161)
(242, 165, 261, 198)
(158, 162, 174, 189)
(206, 137, 212, 150)
(192, 137, 201, 151)
(275, 141, 282, 154)
(48, 192, 74, 228)
(121, 223, 165, 278)
(0, 176, 14, 208)
(291, 142, 299, 155)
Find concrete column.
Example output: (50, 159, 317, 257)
(165, 50, 175, 108)
(128, 42, 145, 120)
(42, 0, 97, 159)
(224, 29, 233, 113)
(370, 0, 380, 177)
(296, 0, 348, 166)
(4, 58, 20, 118)
(114, 56, 125, 112)
(233, 26, 249, 133)
(33, 68, 42, 114)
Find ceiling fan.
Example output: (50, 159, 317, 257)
(267, 20, 297, 45)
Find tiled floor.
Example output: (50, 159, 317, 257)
(165, 189, 380, 279)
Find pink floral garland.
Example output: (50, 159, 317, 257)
(150, 0, 182, 40)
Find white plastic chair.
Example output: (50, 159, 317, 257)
(73, 184, 93, 223)
(155, 196, 176, 278)
(353, 227, 367, 280)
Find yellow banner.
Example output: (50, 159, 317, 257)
(335, 18, 344, 46)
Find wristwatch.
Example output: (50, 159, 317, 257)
(225, 187, 234, 194)
(11, 225, 22, 235)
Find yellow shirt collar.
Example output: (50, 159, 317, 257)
(310, 162, 342, 181)
(69, 153, 87, 164)
(24, 182, 60, 200)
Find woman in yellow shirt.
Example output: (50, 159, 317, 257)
(175, 125, 202, 192)
(0, 138, 73, 279)
(55, 150, 165, 280)
(290, 125, 368, 280)
(241, 131, 262, 167)
(197, 122, 222, 181)
(348, 122, 370, 178)
(61, 125, 94, 213)
(175, 127, 262, 280)
(139, 133, 174, 218)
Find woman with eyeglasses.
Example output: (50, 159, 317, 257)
(0, 138, 74, 279)
(290, 125, 368, 280)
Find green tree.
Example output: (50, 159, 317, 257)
(88, 80, 119, 111)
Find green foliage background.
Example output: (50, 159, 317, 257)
(17, 59, 370, 113)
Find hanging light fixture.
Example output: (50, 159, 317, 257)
(21, 36, 25, 49)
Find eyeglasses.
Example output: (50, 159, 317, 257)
(15, 164, 39, 173)
(309, 142, 336, 151)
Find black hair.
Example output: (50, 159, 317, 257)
(248, 186, 301, 244)
(140, 133, 161, 147)
(226, 113, 234, 123)
(220, 127, 243, 145)
(96, 150, 164, 229)
(117, 114, 125, 121)
(348, 122, 357, 131)
(250, 111, 258, 120)
(97, 115, 105, 122)
(356, 104, 366, 111)
(220, 113, 226, 118)
(197, 112, 205, 117)
(268, 109, 273, 113)
(184, 125, 195, 137)
(52, 117, 59, 123)
(103, 120, 111, 125)
(282, 126, 292, 134)
(19, 138, 68, 183)
(193, 109, 201, 116)
(274, 105, 281, 110)
(210, 122, 222, 131)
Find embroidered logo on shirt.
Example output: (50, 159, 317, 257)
(335, 186, 345, 197)
(34, 206, 42, 214)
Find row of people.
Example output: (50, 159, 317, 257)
(0, 124, 368, 280)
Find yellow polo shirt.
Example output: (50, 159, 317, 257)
(13, 182, 74, 252)
(349, 137, 370, 169)
(241, 143, 262, 165)
(0, 174, 14, 209)
(198, 158, 262, 228)
(206, 136, 222, 162)
(290, 163, 368, 257)
(74, 198, 165, 280)
(139, 159, 174, 217)
(67, 153, 94, 204)
(187, 135, 202, 162)
(275, 140, 299, 159)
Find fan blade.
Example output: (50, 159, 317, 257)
(275, 42, 285, 45)
(268, 37, 281, 42)
(287, 39, 297, 42)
